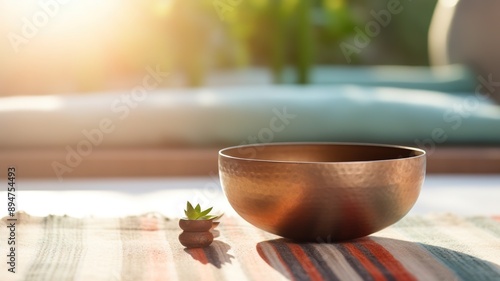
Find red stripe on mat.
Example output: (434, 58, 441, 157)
(343, 243, 386, 281)
(361, 239, 417, 281)
(146, 218, 170, 281)
(286, 243, 324, 281)
(139, 216, 160, 231)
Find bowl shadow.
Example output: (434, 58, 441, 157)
(256, 236, 500, 281)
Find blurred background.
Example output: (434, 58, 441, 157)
(0, 0, 438, 96)
(2, 0, 500, 178)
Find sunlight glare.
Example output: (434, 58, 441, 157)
(0, 96, 63, 112)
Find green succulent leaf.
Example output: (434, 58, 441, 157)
(184, 202, 198, 219)
(183, 201, 222, 220)
(213, 213, 224, 221)
(198, 207, 213, 217)
(199, 213, 224, 221)
(200, 215, 216, 220)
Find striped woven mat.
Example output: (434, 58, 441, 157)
(1, 213, 499, 281)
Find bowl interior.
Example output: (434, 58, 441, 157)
(220, 143, 424, 163)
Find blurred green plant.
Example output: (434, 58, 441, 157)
(160, 0, 437, 86)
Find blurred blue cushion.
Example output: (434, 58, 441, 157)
(0, 85, 499, 148)
(295, 64, 477, 93)
(179, 85, 500, 147)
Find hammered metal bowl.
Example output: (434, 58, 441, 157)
(219, 143, 426, 242)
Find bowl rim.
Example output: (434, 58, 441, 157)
(218, 142, 426, 165)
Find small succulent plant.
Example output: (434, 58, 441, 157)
(184, 201, 222, 220)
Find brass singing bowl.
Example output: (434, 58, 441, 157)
(219, 143, 426, 242)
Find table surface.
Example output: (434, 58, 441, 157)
(5, 175, 500, 218)
(1, 175, 499, 281)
